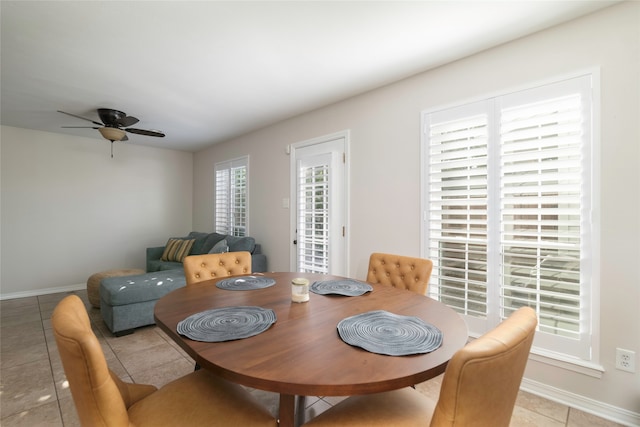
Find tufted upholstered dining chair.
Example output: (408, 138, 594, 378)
(366, 252, 434, 296)
(52, 295, 277, 427)
(183, 251, 252, 286)
(302, 306, 537, 427)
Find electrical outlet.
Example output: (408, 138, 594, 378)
(615, 348, 636, 373)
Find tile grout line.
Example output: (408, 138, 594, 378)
(39, 294, 66, 425)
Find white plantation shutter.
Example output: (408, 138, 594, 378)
(215, 169, 230, 232)
(297, 154, 331, 273)
(426, 106, 490, 327)
(500, 95, 583, 333)
(423, 74, 595, 361)
(215, 157, 248, 237)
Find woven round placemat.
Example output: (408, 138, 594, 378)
(310, 279, 373, 296)
(216, 276, 276, 291)
(337, 310, 442, 356)
(177, 306, 276, 342)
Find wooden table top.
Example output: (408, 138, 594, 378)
(154, 271, 468, 397)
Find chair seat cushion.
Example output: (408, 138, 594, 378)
(127, 370, 276, 427)
(303, 387, 435, 427)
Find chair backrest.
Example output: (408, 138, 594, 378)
(430, 306, 538, 427)
(366, 252, 433, 295)
(183, 251, 252, 286)
(52, 295, 134, 427)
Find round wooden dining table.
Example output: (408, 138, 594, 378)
(154, 272, 468, 427)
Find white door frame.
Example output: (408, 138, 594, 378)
(289, 130, 350, 275)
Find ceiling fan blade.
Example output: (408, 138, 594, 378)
(61, 126, 100, 129)
(126, 128, 165, 138)
(117, 116, 139, 127)
(121, 134, 129, 142)
(58, 110, 103, 126)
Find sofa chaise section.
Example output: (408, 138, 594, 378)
(100, 269, 186, 336)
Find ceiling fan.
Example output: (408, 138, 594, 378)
(58, 108, 165, 157)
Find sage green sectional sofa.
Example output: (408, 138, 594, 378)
(100, 231, 267, 336)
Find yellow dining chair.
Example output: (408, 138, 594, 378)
(183, 251, 252, 286)
(366, 252, 434, 295)
(303, 306, 537, 427)
(52, 295, 277, 427)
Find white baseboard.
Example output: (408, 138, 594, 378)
(521, 378, 640, 427)
(0, 283, 86, 300)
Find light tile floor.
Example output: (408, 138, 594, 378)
(0, 290, 624, 426)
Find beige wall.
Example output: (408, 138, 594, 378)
(193, 2, 639, 421)
(0, 126, 194, 297)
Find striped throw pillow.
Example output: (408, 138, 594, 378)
(161, 238, 195, 262)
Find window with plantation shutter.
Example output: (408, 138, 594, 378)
(215, 156, 248, 237)
(422, 74, 597, 363)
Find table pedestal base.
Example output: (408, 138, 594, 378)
(279, 394, 295, 427)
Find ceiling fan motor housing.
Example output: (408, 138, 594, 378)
(98, 108, 138, 127)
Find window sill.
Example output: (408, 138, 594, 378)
(529, 348, 604, 378)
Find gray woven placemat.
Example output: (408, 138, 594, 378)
(337, 310, 442, 356)
(310, 279, 373, 296)
(177, 306, 276, 342)
(216, 276, 276, 291)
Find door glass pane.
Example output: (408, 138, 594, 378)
(297, 163, 329, 273)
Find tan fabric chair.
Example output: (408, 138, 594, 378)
(303, 307, 537, 427)
(52, 295, 277, 427)
(183, 251, 252, 286)
(366, 252, 434, 295)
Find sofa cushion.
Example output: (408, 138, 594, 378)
(200, 233, 227, 254)
(226, 236, 256, 253)
(209, 239, 229, 254)
(161, 238, 195, 262)
(100, 270, 186, 306)
(148, 259, 183, 272)
(187, 232, 211, 255)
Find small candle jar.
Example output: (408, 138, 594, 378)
(291, 278, 310, 303)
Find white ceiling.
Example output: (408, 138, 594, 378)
(1, 1, 617, 152)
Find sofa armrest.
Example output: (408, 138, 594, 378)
(146, 246, 165, 272)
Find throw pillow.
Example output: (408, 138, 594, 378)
(187, 231, 210, 255)
(201, 233, 227, 254)
(161, 238, 195, 262)
(208, 239, 228, 254)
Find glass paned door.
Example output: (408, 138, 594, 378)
(291, 133, 348, 276)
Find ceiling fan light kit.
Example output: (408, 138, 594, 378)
(58, 108, 165, 158)
(98, 127, 126, 142)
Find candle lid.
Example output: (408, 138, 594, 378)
(292, 278, 310, 286)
